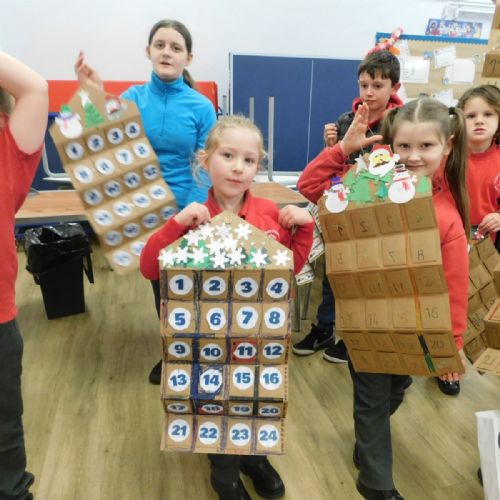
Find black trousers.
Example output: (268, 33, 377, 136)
(209, 454, 268, 484)
(0, 320, 33, 499)
(349, 361, 411, 491)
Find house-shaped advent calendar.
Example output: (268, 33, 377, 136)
(159, 212, 293, 455)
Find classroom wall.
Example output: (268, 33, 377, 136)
(1, 0, 494, 104)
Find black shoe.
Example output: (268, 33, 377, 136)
(292, 324, 334, 355)
(149, 360, 162, 385)
(353, 443, 360, 469)
(240, 457, 285, 498)
(436, 377, 460, 396)
(323, 339, 348, 363)
(356, 479, 405, 500)
(210, 478, 251, 500)
(478, 467, 482, 486)
(402, 377, 413, 391)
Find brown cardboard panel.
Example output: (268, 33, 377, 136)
(484, 299, 500, 347)
(224, 418, 254, 454)
(419, 294, 452, 331)
(365, 299, 392, 330)
(401, 354, 432, 376)
(356, 238, 383, 270)
(381, 234, 407, 267)
(164, 337, 194, 362)
(392, 333, 423, 355)
(262, 269, 292, 301)
(470, 263, 493, 289)
(468, 278, 477, 298)
(228, 401, 255, 417)
(359, 271, 389, 298)
(482, 53, 500, 77)
(200, 271, 231, 301)
(257, 401, 287, 418)
(484, 250, 500, 275)
(56, 138, 87, 163)
(463, 321, 480, 345)
(164, 301, 197, 335)
(199, 303, 229, 335)
(194, 416, 223, 453)
(349, 349, 379, 372)
(232, 270, 262, 301)
(494, 263, 500, 295)
(258, 338, 289, 365)
(468, 245, 480, 268)
(326, 241, 357, 273)
(366, 332, 396, 351)
(162, 414, 193, 451)
(198, 365, 226, 399)
(409, 229, 442, 266)
(261, 302, 290, 337)
(463, 334, 487, 363)
(480, 281, 498, 310)
(477, 236, 498, 261)
(230, 339, 259, 364)
(403, 196, 437, 230)
(228, 365, 256, 399)
(376, 352, 406, 374)
(468, 292, 483, 313)
(327, 272, 363, 299)
(349, 207, 380, 238)
(255, 419, 285, 454)
(473, 348, 500, 375)
(468, 305, 488, 333)
(198, 338, 228, 364)
(412, 266, 448, 295)
(318, 209, 354, 241)
(432, 355, 464, 376)
(374, 202, 405, 234)
(493, 5, 500, 31)
(231, 303, 262, 336)
(342, 331, 371, 351)
(162, 400, 193, 415)
(336, 299, 366, 331)
(162, 363, 192, 399)
(384, 269, 414, 296)
(258, 365, 287, 401)
(422, 332, 458, 356)
(66, 159, 100, 190)
(392, 297, 417, 330)
(165, 270, 197, 300)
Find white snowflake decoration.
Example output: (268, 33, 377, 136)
(228, 247, 245, 265)
(215, 223, 232, 239)
(175, 247, 190, 264)
(223, 236, 238, 252)
(184, 230, 201, 247)
(207, 239, 224, 255)
(199, 223, 214, 239)
(159, 249, 176, 267)
(192, 247, 208, 264)
(235, 223, 252, 241)
(211, 252, 228, 269)
(251, 248, 268, 268)
(272, 249, 291, 267)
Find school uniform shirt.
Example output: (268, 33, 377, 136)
(466, 143, 500, 234)
(122, 73, 217, 209)
(297, 146, 468, 348)
(0, 120, 43, 323)
(140, 189, 314, 280)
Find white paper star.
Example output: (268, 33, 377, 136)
(251, 248, 268, 268)
(199, 223, 214, 239)
(215, 223, 231, 239)
(159, 249, 175, 268)
(207, 239, 224, 255)
(235, 223, 252, 240)
(78, 89, 92, 107)
(175, 247, 190, 264)
(355, 155, 368, 174)
(192, 247, 208, 264)
(184, 229, 201, 247)
(228, 247, 245, 265)
(273, 249, 291, 267)
(211, 252, 228, 269)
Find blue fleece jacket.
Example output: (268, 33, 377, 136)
(122, 72, 216, 209)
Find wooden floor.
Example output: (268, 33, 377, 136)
(15, 244, 498, 500)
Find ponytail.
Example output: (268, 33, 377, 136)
(183, 69, 197, 90)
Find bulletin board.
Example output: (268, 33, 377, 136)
(376, 32, 489, 100)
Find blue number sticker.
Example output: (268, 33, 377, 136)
(65, 142, 84, 160)
(198, 422, 219, 445)
(167, 403, 189, 413)
(74, 165, 94, 184)
(258, 424, 280, 448)
(260, 367, 282, 391)
(258, 405, 280, 417)
(83, 188, 103, 206)
(235, 277, 258, 298)
(107, 127, 124, 145)
(104, 180, 122, 198)
(262, 342, 284, 360)
(229, 423, 251, 447)
(168, 418, 190, 442)
(203, 277, 226, 297)
(200, 344, 223, 362)
(236, 306, 258, 330)
(264, 307, 286, 330)
(206, 307, 226, 331)
(125, 121, 141, 139)
(143, 164, 159, 180)
(114, 149, 133, 165)
(232, 366, 254, 390)
(123, 172, 141, 189)
(123, 223, 141, 239)
(168, 307, 191, 331)
(104, 230, 122, 247)
(233, 342, 257, 360)
(200, 404, 223, 414)
(133, 142, 150, 158)
(266, 278, 289, 299)
(168, 369, 190, 392)
(87, 134, 105, 152)
(231, 405, 253, 416)
(169, 274, 193, 296)
(168, 341, 190, 359)
(200, 368, 222, 393)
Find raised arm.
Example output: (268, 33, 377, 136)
(0, 51, 48, 153)
(74, 51, 104, 91)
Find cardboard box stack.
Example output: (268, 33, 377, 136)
(480, 0, 500, 84)
(49, 86, 175, 274)
(159, 212, 292, 455)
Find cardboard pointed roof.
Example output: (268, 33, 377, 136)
(159, 211, 293, 271)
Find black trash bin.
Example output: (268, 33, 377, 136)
(23, 223, 94, 319)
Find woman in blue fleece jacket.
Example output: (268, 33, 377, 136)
(75, 19, 217, 209)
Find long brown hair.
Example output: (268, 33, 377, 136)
(382, 97, 470, 236)
(148, 19, 197, 89)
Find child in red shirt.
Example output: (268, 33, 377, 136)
(457, 84, 500, 247)
(140, 115, 313, 500)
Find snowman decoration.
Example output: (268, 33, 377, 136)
(324, 176, 350, 213)
(368, 144, 399, 177)
(105, 94, 127, 120)
(55, 104, 82, 139)
(388, 164, 417, 204)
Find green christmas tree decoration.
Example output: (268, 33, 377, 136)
(342, 169, 356, 187)
(348, 176, 374, 204)
(375, 181, 389, 200)
(84, 102, 105, 128)
(416, 175, 432, 194)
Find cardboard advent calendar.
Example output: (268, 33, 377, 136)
(49, 86, 176, 274)
(159, 212, 293, 455)
(318, 146, 463, 376)
(463, 236, 500, 374)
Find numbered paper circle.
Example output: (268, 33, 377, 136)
(83, 188, 103, 206)
(198, 421, 220, 445)
(200, 343, 223, 362)
(236, 306, 259, 330)
(264, 307, 286, 330)
(65, 142, 84, 160)
(168, 307, 191, 331)
(169, 275, 193, 296)
(87, 134, 105, 152)
(168, 418, 190, 443)
(200, 404, 223, 414)
(149, 184, 168, 200)
(123, 223, 141, 239)
(258, 424, 280, 448)
(133, 142, 150, 158)
(168, 369, 190, 392)
(234, 278, 258, 298)
(266, 278, 289, 299)
(206, 307, 226, 331)
(132, 192, 151, 208)
(260, 367, 282, 391)
(104, 180, 122, 198)
(161, 206, 176, 220)
(167, 403, 189, 414)
(259, 405, 280, 417)
(130, 241, 145, 256)
(233, 342, 257, 360)
(199, 368, 223, 393)
(262, 342, 285, 360)
(143, 164, 159, 180)
(142, 213, 160, 229)
(203, 277, 227, 296)
(115, 149, 133, 165)
(231, 405, 253, 416)
(125, 121, 141, 139)
(232, 366, 254, 390)
(113, 201, 132, 218)
(112, 250, 133, 267)
(229, 422, 251, 447)
(74, 165, 94, 184)
(104, 230, 122, 247)
(107, 127, 124, 145)
(93, 209, 113, 226)
(95, 158, 115, 176)
(123, 172, 141, 189)
(168, 341, 191, 359)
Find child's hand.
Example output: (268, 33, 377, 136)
(278, 205, 313, 229)
(174, 203, 211, 227)
(340, 103, 383, 156)
(478, 212, 500, 235)
(324, 123, 338, 147)
(74, 51, 103, 90)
